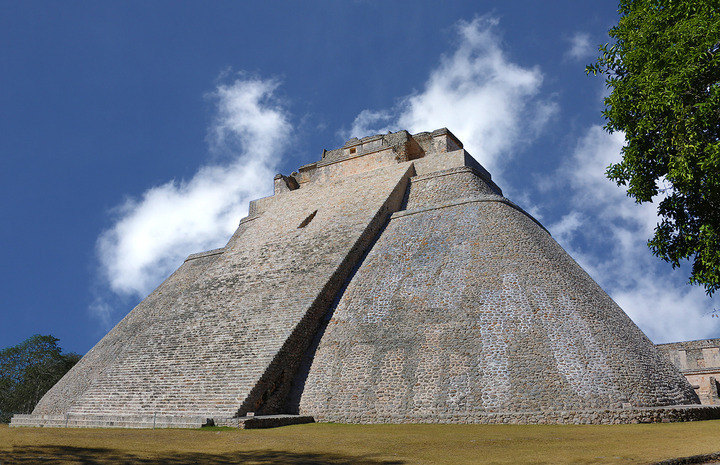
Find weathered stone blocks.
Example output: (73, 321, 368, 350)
(296, 169, 698, 421)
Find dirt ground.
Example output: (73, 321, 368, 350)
(2, 420, 720, 464)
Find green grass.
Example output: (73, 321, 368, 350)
(2, 420, 720, 464)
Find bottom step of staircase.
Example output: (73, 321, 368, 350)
(9, 413, 314, 429)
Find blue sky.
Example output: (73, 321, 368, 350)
(1, 1, 717, 355)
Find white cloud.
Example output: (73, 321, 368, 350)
(564, 127, 658, 239)
(349, 110, 394, 138)
(348, 16, 557, 178)
(566, 32, 594, 61)
(549, 210, 585, 246)
(95, 77, 291, 301)
(549, 126, 719, 343)
(89, 297, 114, 328)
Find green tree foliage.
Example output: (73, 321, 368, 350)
(0, 335, 80, 423)
(588, 0, 720, 295)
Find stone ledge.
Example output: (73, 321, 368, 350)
(238, 213, 262, 225)
(10, 413, 315, 429)
(312, 405, 720, 425)
(185, 248, 225, 262)
(13, 406, 718, 428)
(391, 194, 549, 234)
(410, 164, 492, 185)
(657, 338, 720, 350)
(215, 415, 315, 429)
(10, 413, 208, 429)
(679, 367, 720, 375)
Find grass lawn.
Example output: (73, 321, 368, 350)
(2, 420, 720, 464)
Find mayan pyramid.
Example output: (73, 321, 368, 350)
(13, 128, 719, 428)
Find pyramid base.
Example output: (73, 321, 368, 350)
(9, 413, 314, 429)
(9, 413, 207, 428)
(215, 415, 315, 429)
(311, 404, 720, 425)
(10, 406, 720, 428)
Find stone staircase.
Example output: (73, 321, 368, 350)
(18, 163, 413, 428)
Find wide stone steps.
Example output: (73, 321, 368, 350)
(10, 414, 206, 428)
(10, 413, 314, 429)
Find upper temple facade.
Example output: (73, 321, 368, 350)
(274, 128, 476, 192)
(12, 128, 720, 428)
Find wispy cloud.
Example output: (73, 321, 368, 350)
(348, 16, 557, 178)
(549, 126, 719, 343)
(95, 76, 291, 308)
(565, 32, 594, 61)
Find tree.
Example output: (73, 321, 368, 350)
(587, 0, 720, 295)
(0, 335, 80, 423)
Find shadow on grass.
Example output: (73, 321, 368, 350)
(2, 445, 405, 464)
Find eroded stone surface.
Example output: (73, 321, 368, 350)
(296, 168, 696, 422)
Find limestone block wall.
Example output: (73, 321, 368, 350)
(309, 148, 400, 185)
(293, 128, 464, 187)
(296, 167, 698, 423)
(657, 339, 720, 371)
(34, 251, 222, 414)
(684, 373, 720, 405)
(411, 128, 463, 154)
(404, 166, 501, 209)
(412, 149, 494, 182)
(657, 339, 720, 405)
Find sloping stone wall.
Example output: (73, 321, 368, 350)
(404, 166, 501, 209)
(33, 252, 222, 415)
(296, 167, 698, 423)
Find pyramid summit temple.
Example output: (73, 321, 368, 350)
(12, 128, 720, 428)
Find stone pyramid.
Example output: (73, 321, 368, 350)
(14, 128, 718, 428)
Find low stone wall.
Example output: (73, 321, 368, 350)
(313, 405, 720, 425)
(12, 406, 719, 428)
(10, 413, 207, 429)
(215, 415, 315, 429)
(10, 413, 315, 429)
